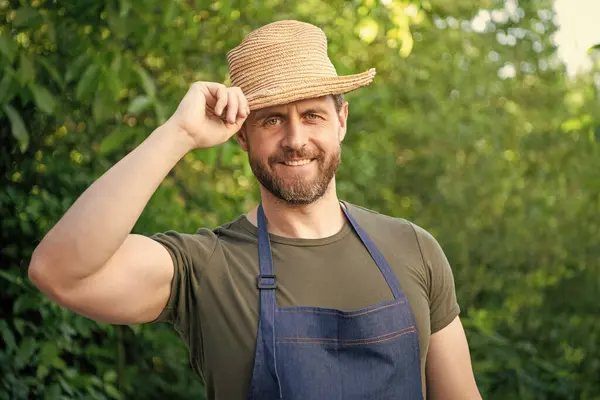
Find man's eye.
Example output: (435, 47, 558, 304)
(306, 113, 319, 119)
(265, 118, 281, 126)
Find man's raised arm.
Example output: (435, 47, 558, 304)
(28, 83, 249, 325)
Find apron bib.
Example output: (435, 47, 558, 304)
(246, 204, 423, 400)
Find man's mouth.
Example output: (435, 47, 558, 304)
(281, 159, 314, 167)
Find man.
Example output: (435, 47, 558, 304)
(28, 20, 481, 399)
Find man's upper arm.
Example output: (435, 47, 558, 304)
(57, 234, 176, 325)
(409, 224, 480, 398)
(426, 316, 481, 399)
(57, 229, 217, 326)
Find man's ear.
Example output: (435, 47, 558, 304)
(338, 101, 349, 142)
(236, 124, 249, 152)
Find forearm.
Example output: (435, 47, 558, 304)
(29, 123, 193, 286)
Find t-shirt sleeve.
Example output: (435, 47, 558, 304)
(411, 223, 460, 334)
(149, 229, 218, 329)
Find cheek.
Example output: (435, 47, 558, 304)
(322, 134, 342, 150)
(248, 139, 275, 163)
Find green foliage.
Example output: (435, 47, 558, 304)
(2, 0, 600, 398)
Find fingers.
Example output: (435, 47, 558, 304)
(200, 82, 249, 125)
(226, 91, 239, 124)
(214, 86, 228, 117)
(219, 88, 249, 124)
(236, 87, 250, 116)
(223, 89, 250, 135)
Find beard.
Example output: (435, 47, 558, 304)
(248, 144, 341, 205)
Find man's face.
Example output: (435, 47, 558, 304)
(238, 95, 348, 205)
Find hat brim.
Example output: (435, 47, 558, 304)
(246, 68, 376, 111)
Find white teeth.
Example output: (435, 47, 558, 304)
(284, 159, 312, 166)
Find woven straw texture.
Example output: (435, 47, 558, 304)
(227, 20, 376, 110)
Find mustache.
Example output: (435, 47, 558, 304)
(269, 148, 322, 164)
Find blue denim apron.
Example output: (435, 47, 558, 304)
(246, 204, 423, 400)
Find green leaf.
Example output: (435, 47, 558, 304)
(0, 320, 16, 350)
(13, 6, 42, 27)
(107, 12, 128, 39)
(0, 69, 15, 103)
(120, 0, 132, 17)
(42, 13, 57, 44)
(90, 376, 103, 387)
(58, 376, 74, 396)
(52, 356, 66, 370)
(0, 33, 17, 62)
(205, 147, 218, 166)
(105, 384, 123, 400)
(36, 364, 49, 380)
(154, 101, 168, 124)
(93, 91, 114, 123)
(18, 53, 36, 86)
(99, 127, 134, 154)
(15, 337, 37, 368)
(0, 269, 19, 283)
(127, 95, 152, 114)
(13, 293, 39, 314)
(104, 68, 121, 100)
(76, 64, 99, 101)
(73, 316, 93, 337)
(164, 1, 178, 25)
(110, 54, 122, 73)
(44, 384, 61, 400)
(39, 342, 59, 365)
(587, 43, 600, 54)
(222, 139, 236, 163)
(29, 83, 57, 114)
(129, 324, 142, 335)
(65, 53, 92, 82)
(38, 56, 65, 89)
(134, 65, 156, 97)
(2, 104, 29, 152)
(104, 370, 117, 383)
(13, 318, 26, 335)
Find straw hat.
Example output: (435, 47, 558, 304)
(227, 20, 376, 111)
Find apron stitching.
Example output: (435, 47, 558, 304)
(277, 328, 416, 346)
(277, 325, 415, 342)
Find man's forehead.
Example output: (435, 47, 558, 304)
(253, 96, 334, 117)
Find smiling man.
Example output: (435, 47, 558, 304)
(28, 20, 481, 399)
(243, 98, 343, 205)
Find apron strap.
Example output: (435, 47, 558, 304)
(256, 204, 283, 398)
(341, 204, 405, 300)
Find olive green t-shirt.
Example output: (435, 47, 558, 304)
(151, 201, 460, 399)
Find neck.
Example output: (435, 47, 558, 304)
(246, 180, 346, 239)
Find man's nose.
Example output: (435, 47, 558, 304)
(281, 117, 309, 150)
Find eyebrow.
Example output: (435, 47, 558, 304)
(302, 107, 329, 115)
(254, 111, 287, 121)
(253, 107, 329, 121)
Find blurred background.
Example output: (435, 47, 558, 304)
(1, 0, 599, 399)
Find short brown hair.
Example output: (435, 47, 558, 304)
(332, 94, 344, 112)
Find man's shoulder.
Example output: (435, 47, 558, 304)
(343, 201, 441, 252)
(151, 214, 255, 248)
(343, 201, 414, 232)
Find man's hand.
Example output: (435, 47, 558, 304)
(166, 82, 250, 149)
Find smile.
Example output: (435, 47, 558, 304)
(282, 159, 313, 167)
